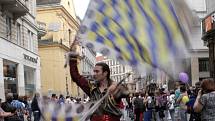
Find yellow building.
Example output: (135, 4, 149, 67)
(36, 0, 81, 96)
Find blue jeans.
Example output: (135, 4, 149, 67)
(33, 111, 41, 121)
(180, 110, 187, 121)
(169, 109, 175, 121)
(144, 110, 152, 121)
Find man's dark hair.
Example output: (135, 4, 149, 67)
(52, 94, 56, 98)
(135, 92, 139, 97)
(5, 93, 13, 103)
(180, 85, 187, 93)
(13, 93, 19, 100)
(95, 62, 112, 86)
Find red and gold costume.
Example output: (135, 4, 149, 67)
(69, 58, 124, 121)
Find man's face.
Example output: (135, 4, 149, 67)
(93, 65, 107, 81)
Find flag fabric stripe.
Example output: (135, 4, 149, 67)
(137, 0, 169, 64)
(79, 0, 190, 71)
(91, 2, 149, 64)
(151, 0, 177, 55)
(98, 0, 152, 64)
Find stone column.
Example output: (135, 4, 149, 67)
(208, 39, 215, 80)
(35, 67, 41, 92)
(0, 58, 5, 100)
(18, 63, 25, 96)
(191, 57, 199, 86)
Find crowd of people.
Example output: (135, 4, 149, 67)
(1, 50, 214, 121)
(119, 78, 215, 121)
(0, 92, 89, 121)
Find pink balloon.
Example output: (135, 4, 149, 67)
(179, 72, 189, 83)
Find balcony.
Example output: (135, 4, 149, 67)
(37, 21, 47, 38)
(0, 0, 28, 19)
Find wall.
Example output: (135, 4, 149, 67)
(39, 45, 78, 96)
(37, 7, 78, 48)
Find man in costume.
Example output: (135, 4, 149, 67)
(69, 52, 129, 121)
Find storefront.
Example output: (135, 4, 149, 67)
(0, 39, 40, 100)
(3, 60, 18, 94)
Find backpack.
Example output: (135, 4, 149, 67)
(186, 95, 201, 121)
(146, 96, 155, 110)
(1, 102, 16, 113)
(133, 97, 145, 112)
(186, 95, 195, 114)
(1, 102, 22, 121)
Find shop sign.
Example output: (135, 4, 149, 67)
(24, 54, 38, 63)
(202, 11, 215, 35)
(4, 77, 16, 82)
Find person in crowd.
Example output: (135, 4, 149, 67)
(144, 92, 154, 121)
(186, 82, 201, 121)
(21, 96, 31, 121)
(1, 93, 17, 121)
(154, 90, 161, 121)
(126, 96, 134, 119)
(140, 93, 146, 120)
(194, 78, 215, 121)
(157, 88, 168, 121)
(69, 50, 129, 121)
(167, 90, 175, 121)
(0, 98, 14, 121)
(121, 98, 128, 121)
(31, 93, 41, 121)
(11, 93, 25, 121)
(177, 85, 189, 121)
(133, 92, 144, 121)
(65, 96, 72, 104)
(51, 94, 57, 102)
(57, 94, 65, 105)
(175, 81, 181, 101)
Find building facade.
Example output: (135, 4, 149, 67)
(187, 0, 210, 85)
(80, 46, 96, 78)
(36, 0, 80, 96)
(202, 0, 215, 80)
(78, 46, 96, 98)
(0, 0, 40, 100)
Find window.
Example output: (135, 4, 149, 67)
(6, 16, 12, 39)
(116, 66, 118, 74)
(123, 66, 125, 73)
(68, 29, 71, 45)
(17, 23, 21, 45)
(68, 1, 70, 7)
(3, 60, 18, 94)
(28, 31, 34, 51)
(29, 0, 32, 14)
(199, 58, 209, 72)
(113, 67, 115, 74)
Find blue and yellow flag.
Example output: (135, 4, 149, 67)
(79, 0, 192, 74)
(40, 101, 92, 121)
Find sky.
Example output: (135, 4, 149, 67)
(73, 0, 90, 19)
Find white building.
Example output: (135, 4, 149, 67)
(186, 0, 210, 85)
(80, 46, 96, 76)
(0, 0, 40, 100)
(79, 46, 96, 98)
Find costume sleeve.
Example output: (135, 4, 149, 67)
(69, 58, 91, 96)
